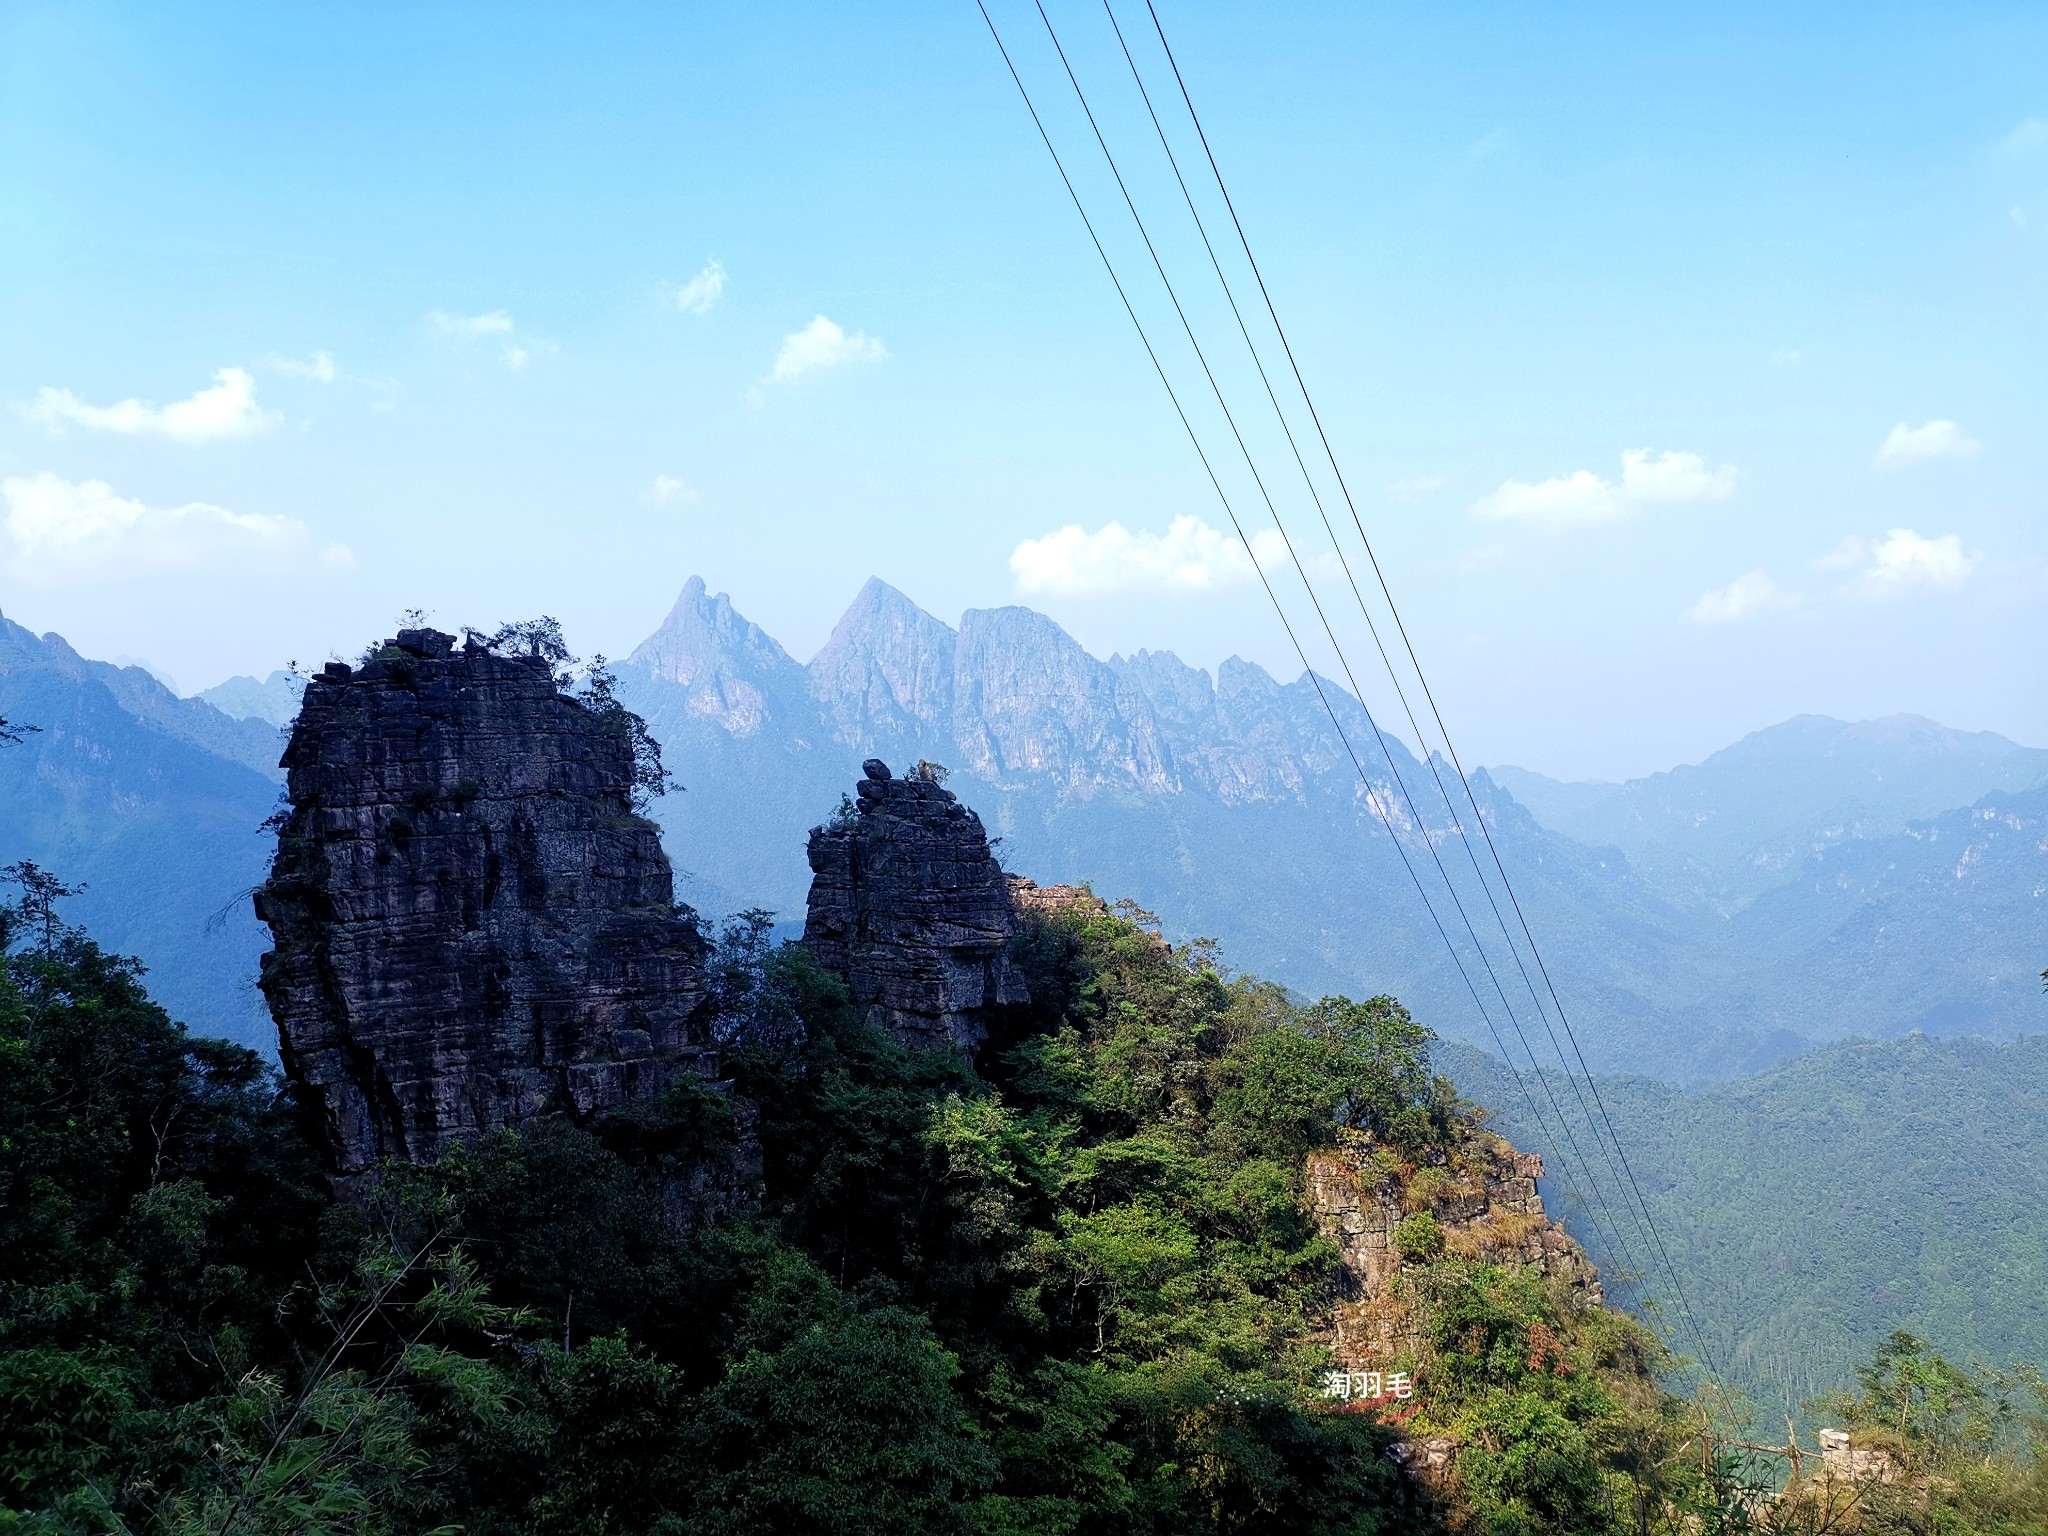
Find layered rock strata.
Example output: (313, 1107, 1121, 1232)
(1309, 1131, 1602, 1366)
(256, 628, 716, 1179)
(803, 759, 1028, 1053)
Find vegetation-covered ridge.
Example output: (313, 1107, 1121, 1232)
(1447, 1030, 2048, 1438)
(4, 875, 2044, 1534)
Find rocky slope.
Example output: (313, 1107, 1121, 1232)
(1309, 1130, 1603, 1369)
(255, 628, 717, 1179)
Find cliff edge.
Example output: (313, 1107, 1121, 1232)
(255, 628, 716, 1179)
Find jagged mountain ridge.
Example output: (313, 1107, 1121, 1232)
(629, 575, 1439, 811)
(617, 577, 2047, 1083)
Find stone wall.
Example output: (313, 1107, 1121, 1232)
(256, 628, 717, 1179)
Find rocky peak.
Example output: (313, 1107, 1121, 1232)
(802, 758, 1028, 1054)
(627, 577, 808, 739)
(1113, 648, 1218, 732)
(807, 578, 958, 750)
(952, 607, 1174, 793)
(256, 627, 716, 1181)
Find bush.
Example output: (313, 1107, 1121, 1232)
(1394, 1211, 1446, 1263)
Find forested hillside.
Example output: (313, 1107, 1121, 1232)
(1448, 1033, 2048, 1431)
(0, 879, 1678, 1533)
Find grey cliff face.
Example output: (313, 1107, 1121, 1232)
(807, 578, 957, 754)
(256, 627, 716, 1179)
(627, 575, 810, 740)
(802, 758, 1029, 1054)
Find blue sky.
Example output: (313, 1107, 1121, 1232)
(1, 0, 2042, 779)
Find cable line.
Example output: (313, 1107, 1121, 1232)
(1089, 0, 1658, 1284)
(1089, 0, 1669, 1313)
(1131, 0, 1721, 1377)
(1023, 0, 1658, 1293)
(974, 0, 1640, 1286)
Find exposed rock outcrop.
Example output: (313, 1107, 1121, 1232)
(803, 759, 1028, 1053)
(256, 628, 717, 1180)
(1309, 1130, 1603, 1367)
(1006, 875, 1111, 924)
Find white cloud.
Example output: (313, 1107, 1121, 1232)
(266, 349, 337, 383)
(1877, 419, 1982, 468)
(1469, 448, 1733, 531)
(1010, 514, 1287, 596)
(769, 315, 886, 382)
(1619, 448, 1737, 503)
(670, 260, 727, 314)
(24, 367, 279, 443)
(427, 309, 550, 369)
(649, 474, 698, 506)
(0, 472, 350, 580)
(1688, 570, 1799, 625)
(1770, 347, 1802, 367)
(1855, 528, 1979, 593)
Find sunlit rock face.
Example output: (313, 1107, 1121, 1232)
(802, 758, 1029, 1055)
(256, 627, 715, 1180)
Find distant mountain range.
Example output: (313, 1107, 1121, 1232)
(614, 577, 2047, 1082)
(1, 582, 2042, 1078)
(1491, 714, 2048, 905)
(0, 613, 279, 1046)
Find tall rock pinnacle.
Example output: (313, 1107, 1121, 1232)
(802, 758, 1028, 1054)
(255, 628, 716, 1179)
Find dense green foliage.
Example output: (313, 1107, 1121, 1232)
(5, 881, 2043, 1534)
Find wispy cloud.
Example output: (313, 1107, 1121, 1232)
(648, 474, 698, 506)
(669, 259, 727, 314)
(429, 309, 514, 338)
(0, 472, 352, 580)
(264, 349, 337, 383)
(2003, 117, 2048, 154)
(1469, 448, 1735, 531)
(427, 309, 552, 369)
(1388, 474, 1447, 502)
(1688, 570, 1799, 625)
(769, 315, 886, 382)
(1010, 514, 1288, 596)
(1876, 419, 1981, 468)
(23, 367, 279, 443)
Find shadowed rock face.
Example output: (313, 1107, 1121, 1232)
(256, 628, 715, 1179)
(803, 758, 1028, 1054)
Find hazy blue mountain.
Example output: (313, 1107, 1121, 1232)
(618, 577, 848, 920)
(0, 611, 278, 1049)
(196, 669, 306, 728)
(1445, 1032, 2048, 1431)
(620, 577, 2046, 1083)
(5, 579, 2041, 1084)
(1492, 714, 2048, 901)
